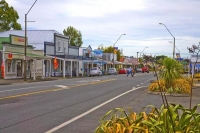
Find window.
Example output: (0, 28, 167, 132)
(90, 68, 97, 70)
(7, 60, 16, 73)
(57, 41, 61, 51)
(12, 60, 16, 72)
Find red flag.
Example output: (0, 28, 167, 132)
(54, 57, 58, 69)
(1, 61, 4, 78)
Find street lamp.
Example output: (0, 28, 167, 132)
(113, 34, 126, 68)
(169, 41, 180, 57)
(140, 47, 148, 57)
(159, 23, 175, 59)
(24, 0, 37, 81)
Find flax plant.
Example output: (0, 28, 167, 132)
(95, 104, 200, 133)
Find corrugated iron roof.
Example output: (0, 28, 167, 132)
(0, 30, 61, 50)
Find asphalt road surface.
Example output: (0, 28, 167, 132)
(0, 73, 155, 133)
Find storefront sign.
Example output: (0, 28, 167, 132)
(93, 49, 103, 58)
(8, 53, 12, 59)
(190, 54, 200, 62)
(10, 35, 27, 46)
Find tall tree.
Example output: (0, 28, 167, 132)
(102, 46, 123, 61)
(63, 26, 83, 47)
(0, 0, 22, 31)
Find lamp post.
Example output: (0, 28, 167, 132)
(98, 44, 104, 73)
(137, 52, 139, 68)
(159, 23, 175, 59)
(24, 0, 37, 81)
(113, 34, 126, 68)
(169, 41, 180, 57)
(140, 47, 148, 57)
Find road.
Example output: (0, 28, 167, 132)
(0, 73, 155, 133)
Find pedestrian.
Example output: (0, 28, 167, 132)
(127, 67, 133, 77)
(132, 68, 135, 76)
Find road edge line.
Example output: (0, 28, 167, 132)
(44, 86, 147, 133)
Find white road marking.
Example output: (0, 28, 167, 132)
(76, 79, 100, 83)
(137, 85, 140, 86)
(54, 85, 68, 88)
(141, 83, 143, 84)
(45, 86, 146, 133)
(0, 86, 50, 93)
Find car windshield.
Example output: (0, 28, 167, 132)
(91, 68, 97, 70)
(109, 68, 114, 70)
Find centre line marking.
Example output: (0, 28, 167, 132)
(44, 86, 146, 133)
(0, 86, 50, 93)
(0, 79, 116, 100)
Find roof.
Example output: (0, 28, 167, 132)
(0, 30, 61, 50)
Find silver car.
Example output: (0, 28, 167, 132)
(107, 68, 117, 75)
(89, 67, 102, 77)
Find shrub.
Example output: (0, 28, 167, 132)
(95, 104, 200, 133)
(148, 77, 192, 94)
(194, 73, 200, 78)
(148, 80, 166, 92)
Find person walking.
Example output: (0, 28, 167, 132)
(127, 67, 133, 77)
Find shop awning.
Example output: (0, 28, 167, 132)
(4, 52, 52, 60)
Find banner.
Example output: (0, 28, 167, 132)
(114, 47, 118, 54)
(1, 61, 4, 78)
(54, 57, 58, 69)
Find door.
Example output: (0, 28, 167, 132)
(17, 60, 22, 77)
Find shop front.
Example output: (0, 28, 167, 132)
(1, 34, 52, 79)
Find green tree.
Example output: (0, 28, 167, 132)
(63, 26, 83, 47)
(0, 0, 22, 31)
(159, 57, 183, 88)
(156, 55, 167, 61)
(101, 46, 123, 61)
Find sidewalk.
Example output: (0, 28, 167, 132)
(0, 75, 89, 85)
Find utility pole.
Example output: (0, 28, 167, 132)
(24, 0, 37, 81)
(137, 52, 139, 68)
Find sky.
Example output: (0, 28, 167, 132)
(5, 0, 200, 58)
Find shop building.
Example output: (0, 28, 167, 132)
(44, 33, 80, 78)
(0, 34, 51, 79)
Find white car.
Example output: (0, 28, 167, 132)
(107, 68, 117, 75)
(136, 68, 142, 73)
(89, 67, 102, 77)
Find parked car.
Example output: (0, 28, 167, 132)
(119, 68, 127, 74)
(136, 68, 142, 73)
(89, 67, 102, 76)
(107, 68, 117, 75)
(142, 66, 149, 73)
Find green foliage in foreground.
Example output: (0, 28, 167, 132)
(95, 103, 200, 133)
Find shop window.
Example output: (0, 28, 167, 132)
(7, 60, 16, 73)
(12, 60, 16, 72)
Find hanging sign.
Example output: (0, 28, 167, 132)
(8, 53, 12, 60)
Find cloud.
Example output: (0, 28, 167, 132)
(5, 0, 200, 58)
